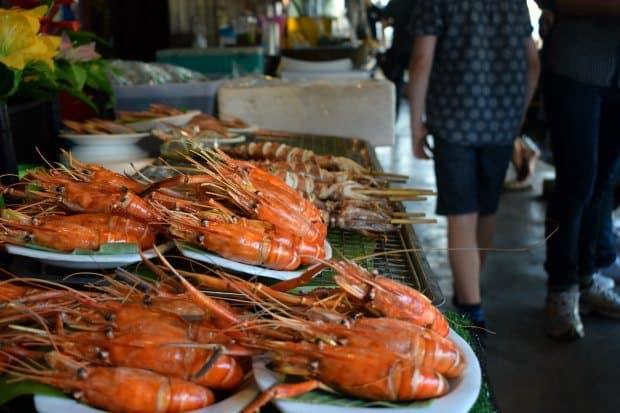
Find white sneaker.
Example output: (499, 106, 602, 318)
(545, 287, 584, 339)
(580, 278, 620, 319)
(593, 273, 615, 290)
(598, 257, 620, 281)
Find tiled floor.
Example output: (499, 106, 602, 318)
(375, 109, 620, 413)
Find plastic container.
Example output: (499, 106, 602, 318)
(156, 47, 264, 76)
(113, 81, 222, 115)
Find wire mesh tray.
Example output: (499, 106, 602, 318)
(248, 131, 443, 304)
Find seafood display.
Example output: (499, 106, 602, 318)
(153, 114, 251, 142)
(0, 150, 327, 270)
(0, 253, 468, 413)
(117, 103, 185, 123)
(227, 141, 366, 173)
(0, 132, 478, 413)
(147, 142, 435, 233)
(62, 118, 137, 135)
(0, 270, 246, 413)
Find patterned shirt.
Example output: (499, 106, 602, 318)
(410, 0, 533, 146)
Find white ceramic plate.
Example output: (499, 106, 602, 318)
(34, 378, 260, 413)
(227, 125, 259, 134)
(252, 329, 482, 413)
(196, 134, 247, 146)
(176, 240, 332, 280)
(3, 242, 174, 270)
(127, 110, 201, 132)
(59, 132, 150, 146)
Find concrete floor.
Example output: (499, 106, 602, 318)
(375, 111, 620, 413)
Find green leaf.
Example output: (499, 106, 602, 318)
(0, 377, 65, 405)
(17, 164, 36, 179)
(23, 242, 140, 255)
(84, 62, 113, 96)
(65, 30, 112, 49)
(282, 375, 432, 408)
(57, 63, 88, 91)
(0, 66, 22, 99)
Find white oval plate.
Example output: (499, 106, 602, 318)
(127, 110, 201, 132)
(227, 125, 259, 134)
(176, 240, 332, 280)
(3, 242, 174, 270)
(252, 329, 481, 413)
(197, 134, 247, 145)
(59, 133, 150, 146)
(34, 378, 260, 413)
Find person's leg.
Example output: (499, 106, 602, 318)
(594, 192, 617, 270)
(543, 73, 601, 292)
(476, 144, 513, 269)
(383, 49, 406, 120)
(578, 88, 620, 282)
(578, 88, 620, 317)
(542, 74, 604, 339)
(594, 163, 620, 280)
(477, 214, 497, 269)
(448, 213, 481, 305)
(432, 138, 484, 324)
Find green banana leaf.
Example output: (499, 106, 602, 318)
(23, 242, 140, 255)
(0, 377, 65, 405)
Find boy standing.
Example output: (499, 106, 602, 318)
(408, 0, 540, 326)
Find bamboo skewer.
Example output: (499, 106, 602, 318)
(353, 188, 436, 196)
(369, 171, 410, 179)
(388, 196, 428, 202)
(391, 212, 426, 218)
(390, 218, 438, 225)
(378, 176, 410, 183)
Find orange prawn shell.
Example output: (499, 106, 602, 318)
(72, 366, 215, 413)
(96, 333, 245, 390)
(330, 260, 450, 337)
(268, 342, 449, 401)
(24, 214, 157, 252)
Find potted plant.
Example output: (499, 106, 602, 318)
(55, 31, 116, 120)
(0, 2, 117, 179)
(0, 5, 60, 182)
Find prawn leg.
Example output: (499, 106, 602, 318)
(241, 380, 322, 413)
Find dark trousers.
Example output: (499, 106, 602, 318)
(544, 73, 620, 291)
(381, 49, 410, 119)
(595, 167, 620, 268)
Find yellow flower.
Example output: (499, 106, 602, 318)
(0, 7, 59, 70)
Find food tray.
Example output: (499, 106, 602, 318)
(246, 131, 443, 305)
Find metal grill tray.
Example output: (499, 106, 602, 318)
(248, 131, 443, 305)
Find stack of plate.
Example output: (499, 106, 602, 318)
(59, 132, 151, 165)
(58, 111, 201, 166)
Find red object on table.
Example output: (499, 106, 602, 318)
(58, 91, 96, 121)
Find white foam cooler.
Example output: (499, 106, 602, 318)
(218, 78, 395, 146)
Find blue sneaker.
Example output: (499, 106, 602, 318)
(452, 296, 486, 329)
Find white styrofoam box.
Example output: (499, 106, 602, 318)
(280, 71, 371, 81)
(279, 57, 353, 72)
(218, 78, 395, 146)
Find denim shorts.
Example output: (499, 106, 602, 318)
(433, 138, 513, 216)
